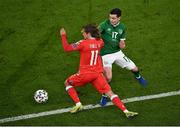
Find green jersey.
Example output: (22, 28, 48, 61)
(99, 20, 126, 56)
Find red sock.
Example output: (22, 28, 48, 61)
(66, 86, 80, 104)
(111, 95, 127, 111)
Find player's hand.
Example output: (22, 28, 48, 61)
(119, 40, 126, 49)
(60, 28, 66, 35)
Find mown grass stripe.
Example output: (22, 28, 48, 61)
(0, 90, 180, 124)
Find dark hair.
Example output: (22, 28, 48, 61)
(83, 24, 100, 40)
(110, 8, 121, 17)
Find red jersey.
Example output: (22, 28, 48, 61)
(61, 34, 104, 73)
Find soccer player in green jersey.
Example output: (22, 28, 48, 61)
(99, 8, 147, 106)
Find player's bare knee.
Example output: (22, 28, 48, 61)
(105, 73, 112, 82)
(106, 76, 112, 83)
(104, 67, 112, 82)
(131, 66, 138, 72)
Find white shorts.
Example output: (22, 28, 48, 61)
(102, 50, 136, 70)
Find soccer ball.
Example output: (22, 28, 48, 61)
(34, 90, 48, 103)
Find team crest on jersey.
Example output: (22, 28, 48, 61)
(107, 28, 111, 32)
(118, 29, 123, 34)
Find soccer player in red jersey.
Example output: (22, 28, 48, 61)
(60, 24, 138, 118)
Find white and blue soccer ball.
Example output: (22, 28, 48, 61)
(34, 90, 48, 103)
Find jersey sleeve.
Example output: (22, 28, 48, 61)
(120, 25, 126, 41)
(61, 34, 83, 52)
(98, 21, 106, 34)
(71, 40, 83, 51)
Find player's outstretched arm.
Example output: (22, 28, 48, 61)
(60, 28, 75, 52)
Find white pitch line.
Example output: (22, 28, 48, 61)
(0, 90, 180, 124)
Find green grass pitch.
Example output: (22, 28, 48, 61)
(0, 0, 180, 125)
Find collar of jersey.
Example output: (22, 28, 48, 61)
(112, 22, 120, 27)
(108, 20, 120, 27)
